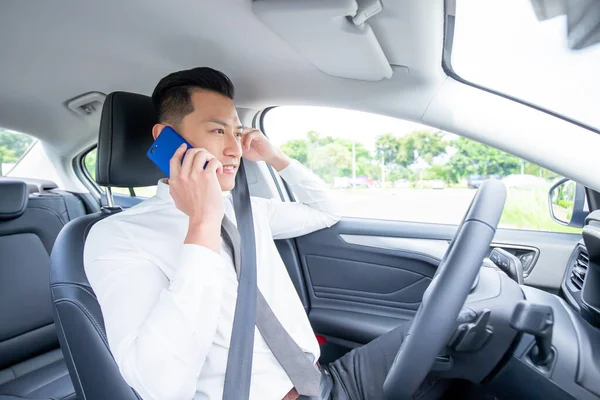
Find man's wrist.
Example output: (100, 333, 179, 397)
(267, 150, 291, 172)
(185, 220, 221, 253)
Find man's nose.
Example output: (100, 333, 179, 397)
(224, 132, 242, 158)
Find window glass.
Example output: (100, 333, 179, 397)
(83, 148, 157, 198)
(450, 0, 600, 130)
(0, 128, 36, 176)
(264, 106, 580, 233)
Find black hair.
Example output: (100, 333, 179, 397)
(151, 67, 235, 125)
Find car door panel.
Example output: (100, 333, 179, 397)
(310, 308, 410, 347)
(277, 217, 581, 362)
(307, 255, 430, 310)
(340, 234, 449, 262)
(295, 219, 443, 316)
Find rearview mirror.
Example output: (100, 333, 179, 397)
(548, 178, 589, 228)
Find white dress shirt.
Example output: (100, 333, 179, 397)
(84, 160, 340, 400)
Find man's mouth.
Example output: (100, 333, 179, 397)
(223, 165, 237, 174)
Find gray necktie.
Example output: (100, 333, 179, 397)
(221, 215, 322, 397)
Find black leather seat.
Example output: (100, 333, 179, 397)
(0, 179, 86, 400)
(50, 92, 164, 400)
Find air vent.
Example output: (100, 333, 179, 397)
(571, 249, 589, 290)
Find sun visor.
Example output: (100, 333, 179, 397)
(252, 0, 393, 81)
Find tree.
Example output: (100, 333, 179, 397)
(404, 131, 446, 165)
(386, 164, 411, 182)
(423, 164, 451, 182)
(375, 131, 446, 184)
(376, 130, 446, 167)
(308, 142, 351, 183)
(356, 156, 381, 179)
(306, 130, 322, 144)
(0, 145, 17, 175)
(0, 145, 17, 164)
(84, 149, 98, 180)
(444, 137, 520, 183)
(375, 133, 400, 165)
(281, 139, 309, 166)
(280, 131, 376, 182)
(524, 162, 557, 180)
(0, 129, 34, 159)
(0, 129, 34, 175)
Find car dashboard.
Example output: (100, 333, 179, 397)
(485, 213, 600, 400)
(561, 241, 600, 328)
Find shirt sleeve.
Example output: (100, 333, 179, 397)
(256, 160, 341, 239)
(84, 220, 225, 400)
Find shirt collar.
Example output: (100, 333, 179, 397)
(156, 179, 173, 203)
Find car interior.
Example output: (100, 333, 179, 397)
(1, 1, 600, 399)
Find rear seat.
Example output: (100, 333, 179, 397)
(0, 179, 86, 400)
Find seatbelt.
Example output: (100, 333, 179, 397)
(221, 217, 322, 397)
(222, 160, 258, 400)
(221, 161, 325, 399)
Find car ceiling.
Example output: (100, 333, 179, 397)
(3, 0, 600, 194)
(0, 0, 444, 155)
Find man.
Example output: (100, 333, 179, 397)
(85, 67, 443, 400)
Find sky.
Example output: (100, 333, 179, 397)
(264, 0, 599, 150)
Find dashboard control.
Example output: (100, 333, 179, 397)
(510, 301, 555, 368)
(490, 248, 524, 284)
(450, 309, 493, 352)
(518, 252, 535, 272)
(581, 211, 600, 328)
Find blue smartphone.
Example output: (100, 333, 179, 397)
(147, 126, 193, 177)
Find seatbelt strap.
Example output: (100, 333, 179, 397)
(222, 160, 258, 400)
(221, 217, 322, 397)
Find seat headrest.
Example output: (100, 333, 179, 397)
(96, 92, 164, 187)
(0, 177, 59, 194)
(0, 180, 28, 220)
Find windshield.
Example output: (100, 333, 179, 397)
(448, 0, 600, 131)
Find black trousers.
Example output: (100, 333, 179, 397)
(323, 321, 448, 400)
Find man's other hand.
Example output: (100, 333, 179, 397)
(242, 129, 290, 171)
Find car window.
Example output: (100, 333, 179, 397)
(0, 128, 36, 176)
(83, 148, 157, 198)
(449, 0, 600, 131)
(263, 106, 580, 233)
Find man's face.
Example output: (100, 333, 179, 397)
(156, 90, 243, 191)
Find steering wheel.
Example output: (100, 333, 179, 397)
(383, 180, 507, 399)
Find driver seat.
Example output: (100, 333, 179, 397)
(49, 92, 164, 399)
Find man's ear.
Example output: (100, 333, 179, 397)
(152, 123, 167, 140)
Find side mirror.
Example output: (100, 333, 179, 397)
(548, 178, 589, 228)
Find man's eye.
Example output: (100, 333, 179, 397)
(235, 132, 243, 138)
(215, 129, 225, 134)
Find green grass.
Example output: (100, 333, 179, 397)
(499, 187, 581, 234)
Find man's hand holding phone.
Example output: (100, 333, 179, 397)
(169, 144, 223, 253)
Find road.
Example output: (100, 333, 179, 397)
(334, 188, 477, 225)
